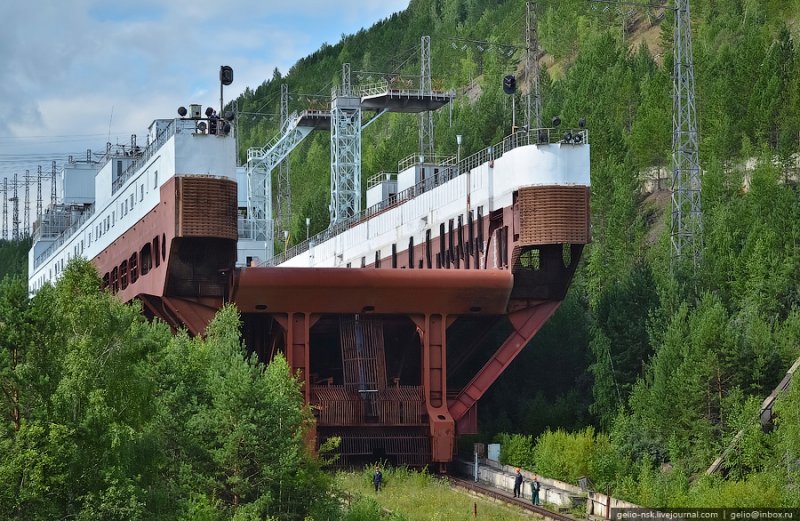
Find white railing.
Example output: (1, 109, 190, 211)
(367, 172, 398, 189)
(111, 119, 179, 194)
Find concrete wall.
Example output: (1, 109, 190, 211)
(587, 492, 642, 519)
(454, 458, 585, 508)
(454, 457, 644, 517)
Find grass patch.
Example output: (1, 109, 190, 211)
(336, 465, 536, 521)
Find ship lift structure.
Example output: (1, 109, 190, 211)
(244, 36, 454, 261)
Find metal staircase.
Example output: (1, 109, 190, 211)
(245, 110, 324, 258)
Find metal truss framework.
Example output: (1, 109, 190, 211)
(671, 0, 702, 264)
(330, 63, 362, 225)
(248, 35, 450, 252)
(246, 112, 313, 259)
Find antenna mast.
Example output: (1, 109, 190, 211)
(670, 0, 702, 264)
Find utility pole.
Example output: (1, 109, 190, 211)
(526, 1, 542, 130)
(670, 0, 702, 265)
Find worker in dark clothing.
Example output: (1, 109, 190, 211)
(513, 467, 523, 498)
(373, 466, 383, 492)
(531, 475, 541, 505)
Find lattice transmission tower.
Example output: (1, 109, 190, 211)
(670, 0, 702, 264)
(526, 1, 542, 129)
(36, 165, 43, 223)
(418, 35, 434, 161)
(277, 83, 291, 236)
(11, 173, 20, 240)
(23, 171, 31, 237)
(51, 161, 57, 208)
(1, 178, 7, 240)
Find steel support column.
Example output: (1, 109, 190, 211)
(413, 313, 455, 464)
(273, 312, 319, 451)
(274, 312, 314, 404)
(448, 301, 561, 422)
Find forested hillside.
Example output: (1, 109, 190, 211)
(233, 0, 800, 505)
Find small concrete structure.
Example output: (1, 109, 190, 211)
(453, 456, 645, 517)
(453, 457, 585, 509)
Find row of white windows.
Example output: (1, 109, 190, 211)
(91, 171, 158, 244)
(34, 170, 161, 294)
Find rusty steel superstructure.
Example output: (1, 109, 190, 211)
(29, 96, 590, 468)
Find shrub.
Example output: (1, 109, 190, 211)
(496, 433, 535, 468)
(532, 427, 620, 485)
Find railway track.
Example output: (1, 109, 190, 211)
(446, 475, 580, 521)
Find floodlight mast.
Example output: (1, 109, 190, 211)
(220, 65, 233, 115)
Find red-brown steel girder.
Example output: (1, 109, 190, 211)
(232, 268, 513, 315)
(411, 313, 455, 464)
(136, 295, 222, 336)
(448, 300, 562, 423)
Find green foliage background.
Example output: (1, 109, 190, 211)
(0, 261, 339, 520)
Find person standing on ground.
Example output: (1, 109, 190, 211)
(531, 475, 541, 505)
(373, 466, 383, 492)
(513, 468, 523, 498)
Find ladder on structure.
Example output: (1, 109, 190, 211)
(340, 316, 388, 420)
